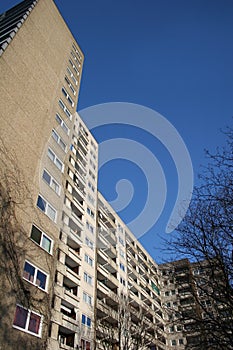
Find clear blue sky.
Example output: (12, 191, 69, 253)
(1, 0, 233, 262)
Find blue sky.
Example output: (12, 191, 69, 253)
(1, 0, 233, 262)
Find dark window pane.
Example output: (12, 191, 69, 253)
(81, 314, 86, 325)
(42, 170, 51, 185)
(37, 196, 46, 212)
(13, 305, 27, 329)
(28, 312, 41, 334)
(87, 317, 91, 327)
(31, 225, 41, 245)
(23, 261, 35, 283)
(36, 270, 46, 290)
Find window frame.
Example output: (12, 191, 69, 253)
(61, 87, 74, 107)
(52, 129, 67, 152)
(30, 224, 53, 254)
(13, 305, 43, 337)
(84, 272, 93, 285)
(64, 75, 76, 95)
(55, 113, 70, 135)
(42, 168, 61, 195)
(37, 194, 57, 222)
(84, 254, 93, 267)
(47, 147, 64, 172)
(23, 260, 48, 291)
(58, 99, 72, 120)
(83, 292, 92, 306)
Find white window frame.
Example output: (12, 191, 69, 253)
(87, 194, 95, 206)
(72, 44, 82, 60)
(83, 292, 92, 306)
(81, 314, 91, 328)
(88, 181, 95, 193)
(30, 224, 53, 254)
(69, 58, 79, 76)
(61, 87, 74, 107)
(55, 113, 70, 135)
(84, 254, 93, 267)
(67, 67, 78, 86)
(85, 236, 94, 250)
(37, 194, 57, 222)
(13, 305, 43, 337)
(87, 207, 94, 219)
(65, 76, 76, 95)
(86, 221, 94, 234)
(89, 170, 95, 181)
(23, 260, 48, 291)
(84, 272, 92, 285)
(42, 169, 61, 195)
(47, 148, 64, 172)
(120, 262, 125, 272)
(58, 99, 72, 119)
(52, 129, 67, 152)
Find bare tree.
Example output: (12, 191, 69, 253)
(0, 138, 54, 349)
(164, 126, 233, 349)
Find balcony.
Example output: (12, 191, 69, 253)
(98, 226, 116, 246)
(96, 298, 118, 321)
(58, 326, 75, 349)
(97, 250, 118, 274)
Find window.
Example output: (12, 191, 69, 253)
(88, 181, 95, 193)
(90, 159, 96, 170)
(118, 224, 124, 233)
(42, 169, 60, 195)
(13, 305, 42, 337)
(83, 292, 92, 306)
(71, 50, 81, 64)
(23, 261, 48, 291)
(165, 291, 169, 296)
(179, 339, 184, 345)
(120, 263, 125, 272)
(91, 140, 97, 151)
(72, 44, 82, 60)
(84, 272, 92, 285)
(89, 170, 95, 181)
(118, 236, 125, 246)
(47, 148, 64, 172)
(87, 207, 94, 219)
(87, 194, 95, 206)
(85, 237, 94, 250)
(90, 150, 96, 160)
(61, 87, 74, 107)
(84, 254, 93, 267)
(119, 249, 125, 259)
(55, 113, 70, 135)
(171, 340, 177, 346)
(69, 59, 79, 76)
(171, 289, 176, 295)
(120, 277, 126, 286)
(81, 314, 91, 327)
(81, 339, 91, 350)
(59, 99, 71, 119)
(169, 326, 175, 333)
(67, 67, 78, 85)
(65, 76, 76, 95)
(86, 221, 94, 234)
(30, 225, 53, 254)
(37, 195, 57, 222)
(52, 129, 67, 152)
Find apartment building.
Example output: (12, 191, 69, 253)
(0, 0, 99, 349)
(1, 1, 230, 350)
(96, 193, 166, 350)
